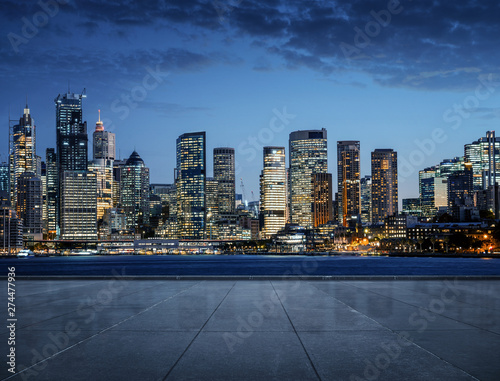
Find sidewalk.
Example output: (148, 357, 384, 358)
(2, 279, 499, 380)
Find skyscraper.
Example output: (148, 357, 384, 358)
(55, 91, 88, 172)
(60, 171, 97, 240)
(16, 172, 43, 240)
(448, 162, 474, 217)
(465, 132, 500, 190)
(55, 91, 89, 237)
(289, 129, 328, 228)
(176, 132, 206, 239)
(205, 177, 219, 239)
(11, 104, 36, 206)
(371, 149, 398, 224)
(260, 147, 286, 238)
(312, 173, 333, 227)
(360, 175, 372, 225)
(93, 110, 116, 161)
(337, 141, 360, 226)
(0, 162, 8, 193)
(213, 148, 235, 215)
(89, 112, 114, 222)
(45, 149, 57, 238)
(120, 151, 150, 229)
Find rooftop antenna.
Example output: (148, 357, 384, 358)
(68, 80, 70, 93)
(25, 94, 28, 108)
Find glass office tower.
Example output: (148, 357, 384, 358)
(176, 132, 206, 239)
(289, 129, 327, 228)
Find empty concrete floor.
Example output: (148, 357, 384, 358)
(1, 279, 499, 380)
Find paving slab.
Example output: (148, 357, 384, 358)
(1, 279, 499, 381)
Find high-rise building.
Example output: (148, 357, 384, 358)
(448, 162, 474, 216)
(289, 129, 328, 228)
(120, 151, 150, 229)
(206, 177, 219, 239)
(421, 177, 448, 217)
(1, 191, 23, 253)
(176, 132, 206, 239)
(312, 173, 333, 227)
(213, 148, 235, 215)
(60, 171, 97, 240)
(371, 149, 398, 224)
(11, 104, 36, 206)
(112, 159, 127, 207)
(360, 175, 372, 225)
(16, 172, 43, 241)
(260, 147, 286, 238)
(93, 110, 116, 161)
(337, 141, 360, 226)
(45, 149, 57, 238)
(55, 91, 88, 236)
(89, 112, 114, 222)
(0, 162, 8, 193)
(55, 92, 88, 172)
(465, 132, 500, 191)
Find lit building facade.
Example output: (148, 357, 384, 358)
(206, 177, 219, 239)
(55, 91, 88, 235)
(260, 147, 286, 238)
(16, 172, 43, 241)
(337, 141, 360, 226)
(289, 129, 327, 228)
(312, 173, 333, 227)
(176, 132, 206, 239)
(1, 192, 23, 253)
(421, 176, 448, 217)
(93, 110, 116, 161)
(371, 149, 398, 224)
(465, 132, 500, 191)
(402, 198, 422, 217)
(0, 162, 8, 193)
(11, 105, 36, 206)
(120, 151, 150, 229)
(360, 175, 372, 225)
(60, 171, 97, 240)
(213, 148, 235, 215)
(89, 112, 114, 222)
(45, 149, 57, 238)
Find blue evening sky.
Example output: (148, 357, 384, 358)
(1, 0, 500, 206)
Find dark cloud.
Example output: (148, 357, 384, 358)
(1, 0, 499, 91)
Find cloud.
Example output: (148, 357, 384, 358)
(1, 0, 499, 91)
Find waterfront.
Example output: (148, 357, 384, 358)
(2, 255, 500, 277)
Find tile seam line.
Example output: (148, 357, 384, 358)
(341, 280, 500, 313)
(308, 281, 480, 381)
(340, 281, 500, 337)
(270, 280, 322, 381)
(10, 280, 185, 332)
(161, 280, 237, 381)
(1, 281, 203, 381)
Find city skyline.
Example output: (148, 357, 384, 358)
(1, 1, 500, 205)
